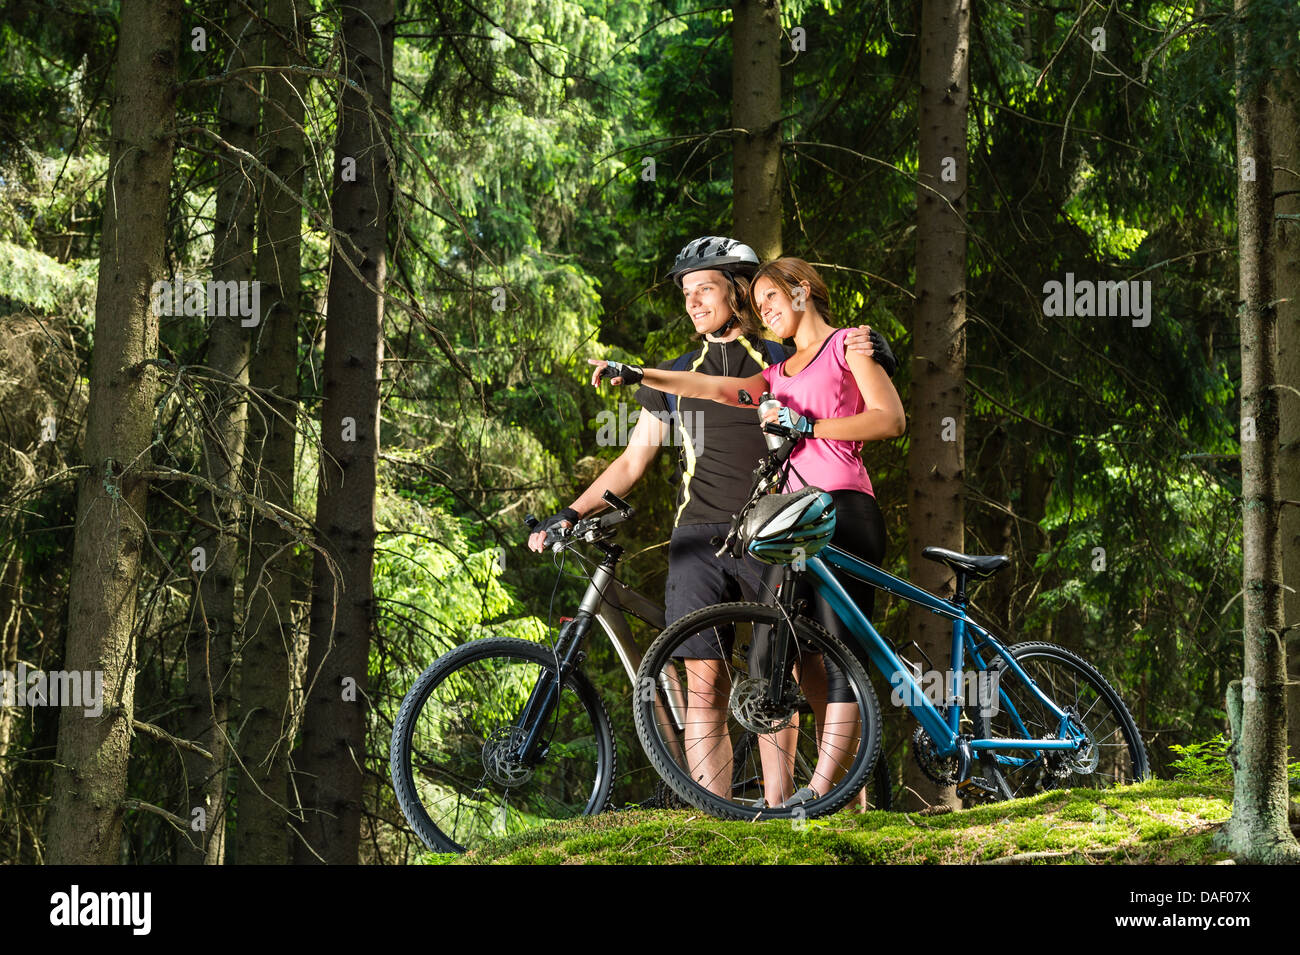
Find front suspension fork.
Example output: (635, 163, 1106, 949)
(760, 566, 799, 706)
(510, 613, 591, 763)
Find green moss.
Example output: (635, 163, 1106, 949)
(428, 778, 1237, 865)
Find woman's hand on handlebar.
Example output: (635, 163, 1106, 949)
(761, 402, 814, 438)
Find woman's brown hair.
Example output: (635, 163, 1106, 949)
(749, 257, 834, 324)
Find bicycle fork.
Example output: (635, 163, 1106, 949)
(509, 612, 593, 766)
(753, 566, 802, 710)
(508, 550, 621, 767)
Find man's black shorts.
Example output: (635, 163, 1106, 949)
(664, 522, 766, 659)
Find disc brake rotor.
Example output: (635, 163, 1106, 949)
(1063, 716, 1098, 775)
(481, 726, 534, 787)
(729, 677, 800, 734)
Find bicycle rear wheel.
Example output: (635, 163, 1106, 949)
(634, 602, 881, 821)
(975, 641, 1148, 800)
(390, 637, 616, 853)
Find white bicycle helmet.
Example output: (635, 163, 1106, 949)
(739, 487, 837, 565)
(667, 235, 760, 288)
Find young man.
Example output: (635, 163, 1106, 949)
(529, 236, 896, 797)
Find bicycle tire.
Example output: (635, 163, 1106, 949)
(974, 641, 1149, 800)
(634, 602, 881, 822)
(390, 636, 616, 853)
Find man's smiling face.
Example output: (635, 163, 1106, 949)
(680, 269, 732, 336)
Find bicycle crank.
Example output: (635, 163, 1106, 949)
(912, 725, 959, 785)
(955, 775, 1002, 805)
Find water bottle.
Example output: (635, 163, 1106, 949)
(757, 392, 783, 451)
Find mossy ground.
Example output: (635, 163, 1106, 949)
(420, 778, 1259, 865)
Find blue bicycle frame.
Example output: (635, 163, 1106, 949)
(800, 544, 1088, 773)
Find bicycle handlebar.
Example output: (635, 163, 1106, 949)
(525, 489, 636, 553)
(714, 430, 803, 558)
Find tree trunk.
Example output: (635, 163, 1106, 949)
(0, 545, 21, 790)
(237, 0, 307, 867)
(904, 0, 969, 812)
(45, 0, 181, 864)
(732, 0, 782, 259)
(1214, 0, 1300, 864)
(178, 0, 257, 866)
(1271, 36, 1300, 765)
(293, 0, 393, 864)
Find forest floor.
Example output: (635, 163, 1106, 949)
(426, 778, 1294, 865)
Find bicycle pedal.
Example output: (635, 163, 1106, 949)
(955, 776, 998, 797)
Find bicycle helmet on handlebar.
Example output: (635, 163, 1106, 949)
(739, 486, 837, 565)
(667, 236, 760, 288)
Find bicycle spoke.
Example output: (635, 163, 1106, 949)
(391, 638, 615, 852)
(635, 603, 880, 820)
(978, 644, 1147, 800)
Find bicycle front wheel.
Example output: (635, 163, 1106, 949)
(390, 637, 616, 853)
(975, 641, 1149, 800)
(634, 602, 881, 822)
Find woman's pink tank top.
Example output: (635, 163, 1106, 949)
(760, 327, 874, 497)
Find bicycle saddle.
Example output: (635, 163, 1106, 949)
(922, 546, 1010, 579)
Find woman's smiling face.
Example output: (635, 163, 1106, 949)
(753, 276, 806, 337)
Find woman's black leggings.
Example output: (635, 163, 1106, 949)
(751, 490, 887, 704)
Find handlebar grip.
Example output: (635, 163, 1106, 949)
(598, 508, 633, 530)
(525, 514, 539, 530)
(762, 422, 798, 440)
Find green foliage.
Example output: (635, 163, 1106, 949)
(0, 240, 95, 317)
(1168, 734, 1232, 783)
(374, 492, 547, 664)
(1169, 734, 1300, 787)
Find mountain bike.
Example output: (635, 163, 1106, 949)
(632, 424, 1150, 821)
(389, 488, 894, 852)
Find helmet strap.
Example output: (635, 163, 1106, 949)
(706, 314, 739, 339)
(703, 273, 744, 340)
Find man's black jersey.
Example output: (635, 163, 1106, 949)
(634, 335, 793, 528)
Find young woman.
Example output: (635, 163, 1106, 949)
(591, 256, 906, 807)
